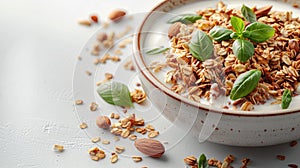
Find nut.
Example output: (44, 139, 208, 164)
(184, 155, 197, 166)
(96, 116, 111, 129)
(255, 5, 272, 18)
(134, 138, 165, 158)
(288, 39, 299, 53)
(168, 22, 181, 38)
(108, 9, 126, 22)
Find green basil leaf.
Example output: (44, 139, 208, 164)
(188, 30, 213, 61)
(146, 47, 170, 55)
(209, 26, 233, 41)
(230, 32, 239, 39)
(241, 4, 257, 23)
(167, 14, 202, 24)
(198, 154, 209, 168)
(282, 89, 292, 109)
(230, 69, 262, 100)
(244, 22, 275, 43)
(232, 39, 254, 62)
(97, 81, 133, 107)
(230, 16, 245, 34)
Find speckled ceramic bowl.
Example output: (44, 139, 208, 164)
(133, 0, 300, 146)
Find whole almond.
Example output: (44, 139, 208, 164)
(96, 116, 111, 129)
(288, 39, 299, 53)
(168, 22, 181, 39)
(134, 138, 165, 158)
(108, 10, 126, 22)
(255, 5, 272, 18)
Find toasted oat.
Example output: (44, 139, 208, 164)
(75, 99, 84, 105)
(290, 140, 298, 147)
(277, 155, 286, 161)
(121, 129, 130, 138)
(148, 131, 159, 138)
(53, 144, 64, 152)
(114, 136, 120, 142)
(110, 153, 118, 163)
(240, 158, 251, 168)
(132, 156, 143, 162)
(78, 19, 91, 26)
(80, 122, 88, 129)
(131, 89, 147, 104)
(102, 140, 110, 145)
(129, 134, 137, 141)
(89, 147, 106, 161)
(123, 60, 136, 71)
(184, 155, 197, 166)
(115, 146, 125, 154)
(89, 102, 98, 111)
(91, 137, 101, 143)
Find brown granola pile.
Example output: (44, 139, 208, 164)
(165, 2, 300, 111)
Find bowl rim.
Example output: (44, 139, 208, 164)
(132, 0, 300, 117)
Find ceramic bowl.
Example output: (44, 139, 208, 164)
(133, 0, 300, 146)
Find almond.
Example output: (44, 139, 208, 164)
(134, 138, 165, 158)
(168, 22, 181, 39)
(288, 39, 299, 53)
(108, 10, 126, 22)
(96, 116, 111, 129)
(255, 5, 272, 18)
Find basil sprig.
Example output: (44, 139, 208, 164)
(188, 30, 213, 61)
(232, 39, 254, 62)
(243, 22, 275, 43)
(230, 70, 262, 100)
(167, 14, 202, 24)
(97, 81, 133, 107)
(198, 154, 209, 168)
(209, 26, 233, 41)
(281, 89, 292, 109)
(146, 47, 170, 55)
(207, 5, 274, 63)
(241, 4, 257, 23)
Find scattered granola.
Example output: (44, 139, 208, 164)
(115, 146, 125, 154)
(89, 102, 98, 111)
(290, 140, 298, 147)
(163, 2, 300, 111)
(91, 137, 101, 143)
(276, 154, 286, 161)
(131, 89, 147, 104)
(132, 156, 143, 162)
(78, 19, 92, 26)
(102, 139, 110, 145)
(88, 147, 106, 161)
(110, 153, 119, 163)
(288, 164, 299, 168)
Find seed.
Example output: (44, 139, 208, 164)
(288, 164, 298, 168)
(132, 156, 143, 162)
(80, 122, 88, 129)
(53, 144, 64, 152)
(290, 140, 298, 147)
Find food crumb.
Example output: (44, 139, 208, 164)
(78, 19, 92, 26)
(53, 144, 64, 152)
(241, 158, 251, 168)
(91, 137, 101, 143)
(276, 155, 286, 161)
(290, 140, 298, 147)
(80, 122, 88, 129)
(288, 164, 298, 168)
(85, 70, 92, 76)
(293, 3, 299, 8)
(75, 99, 84, 105)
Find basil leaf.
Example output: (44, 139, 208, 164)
(167, 14, 202, 24)
(198, 154, 209, 168)
(209, 26, 233, 41)
(230, 32, 239, 39)
(244, 22, 275, 43)
(97, 81, 133, 107)
(146, 47, 170, 55)
(230, 16, 245, 34)
(232, 39, 254, 62)
(188, 30, 213, 61)
(282, 89, 292, 109)
(241, 4, 257, 23)
(230, 69, 262, 100)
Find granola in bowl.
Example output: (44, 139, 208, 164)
(160, 1, 300, 111)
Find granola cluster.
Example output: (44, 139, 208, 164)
(165, 2, 300, 111)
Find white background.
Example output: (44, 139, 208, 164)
(0, 0, 300, 167)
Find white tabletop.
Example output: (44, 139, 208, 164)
(1, 0, 300, 167)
